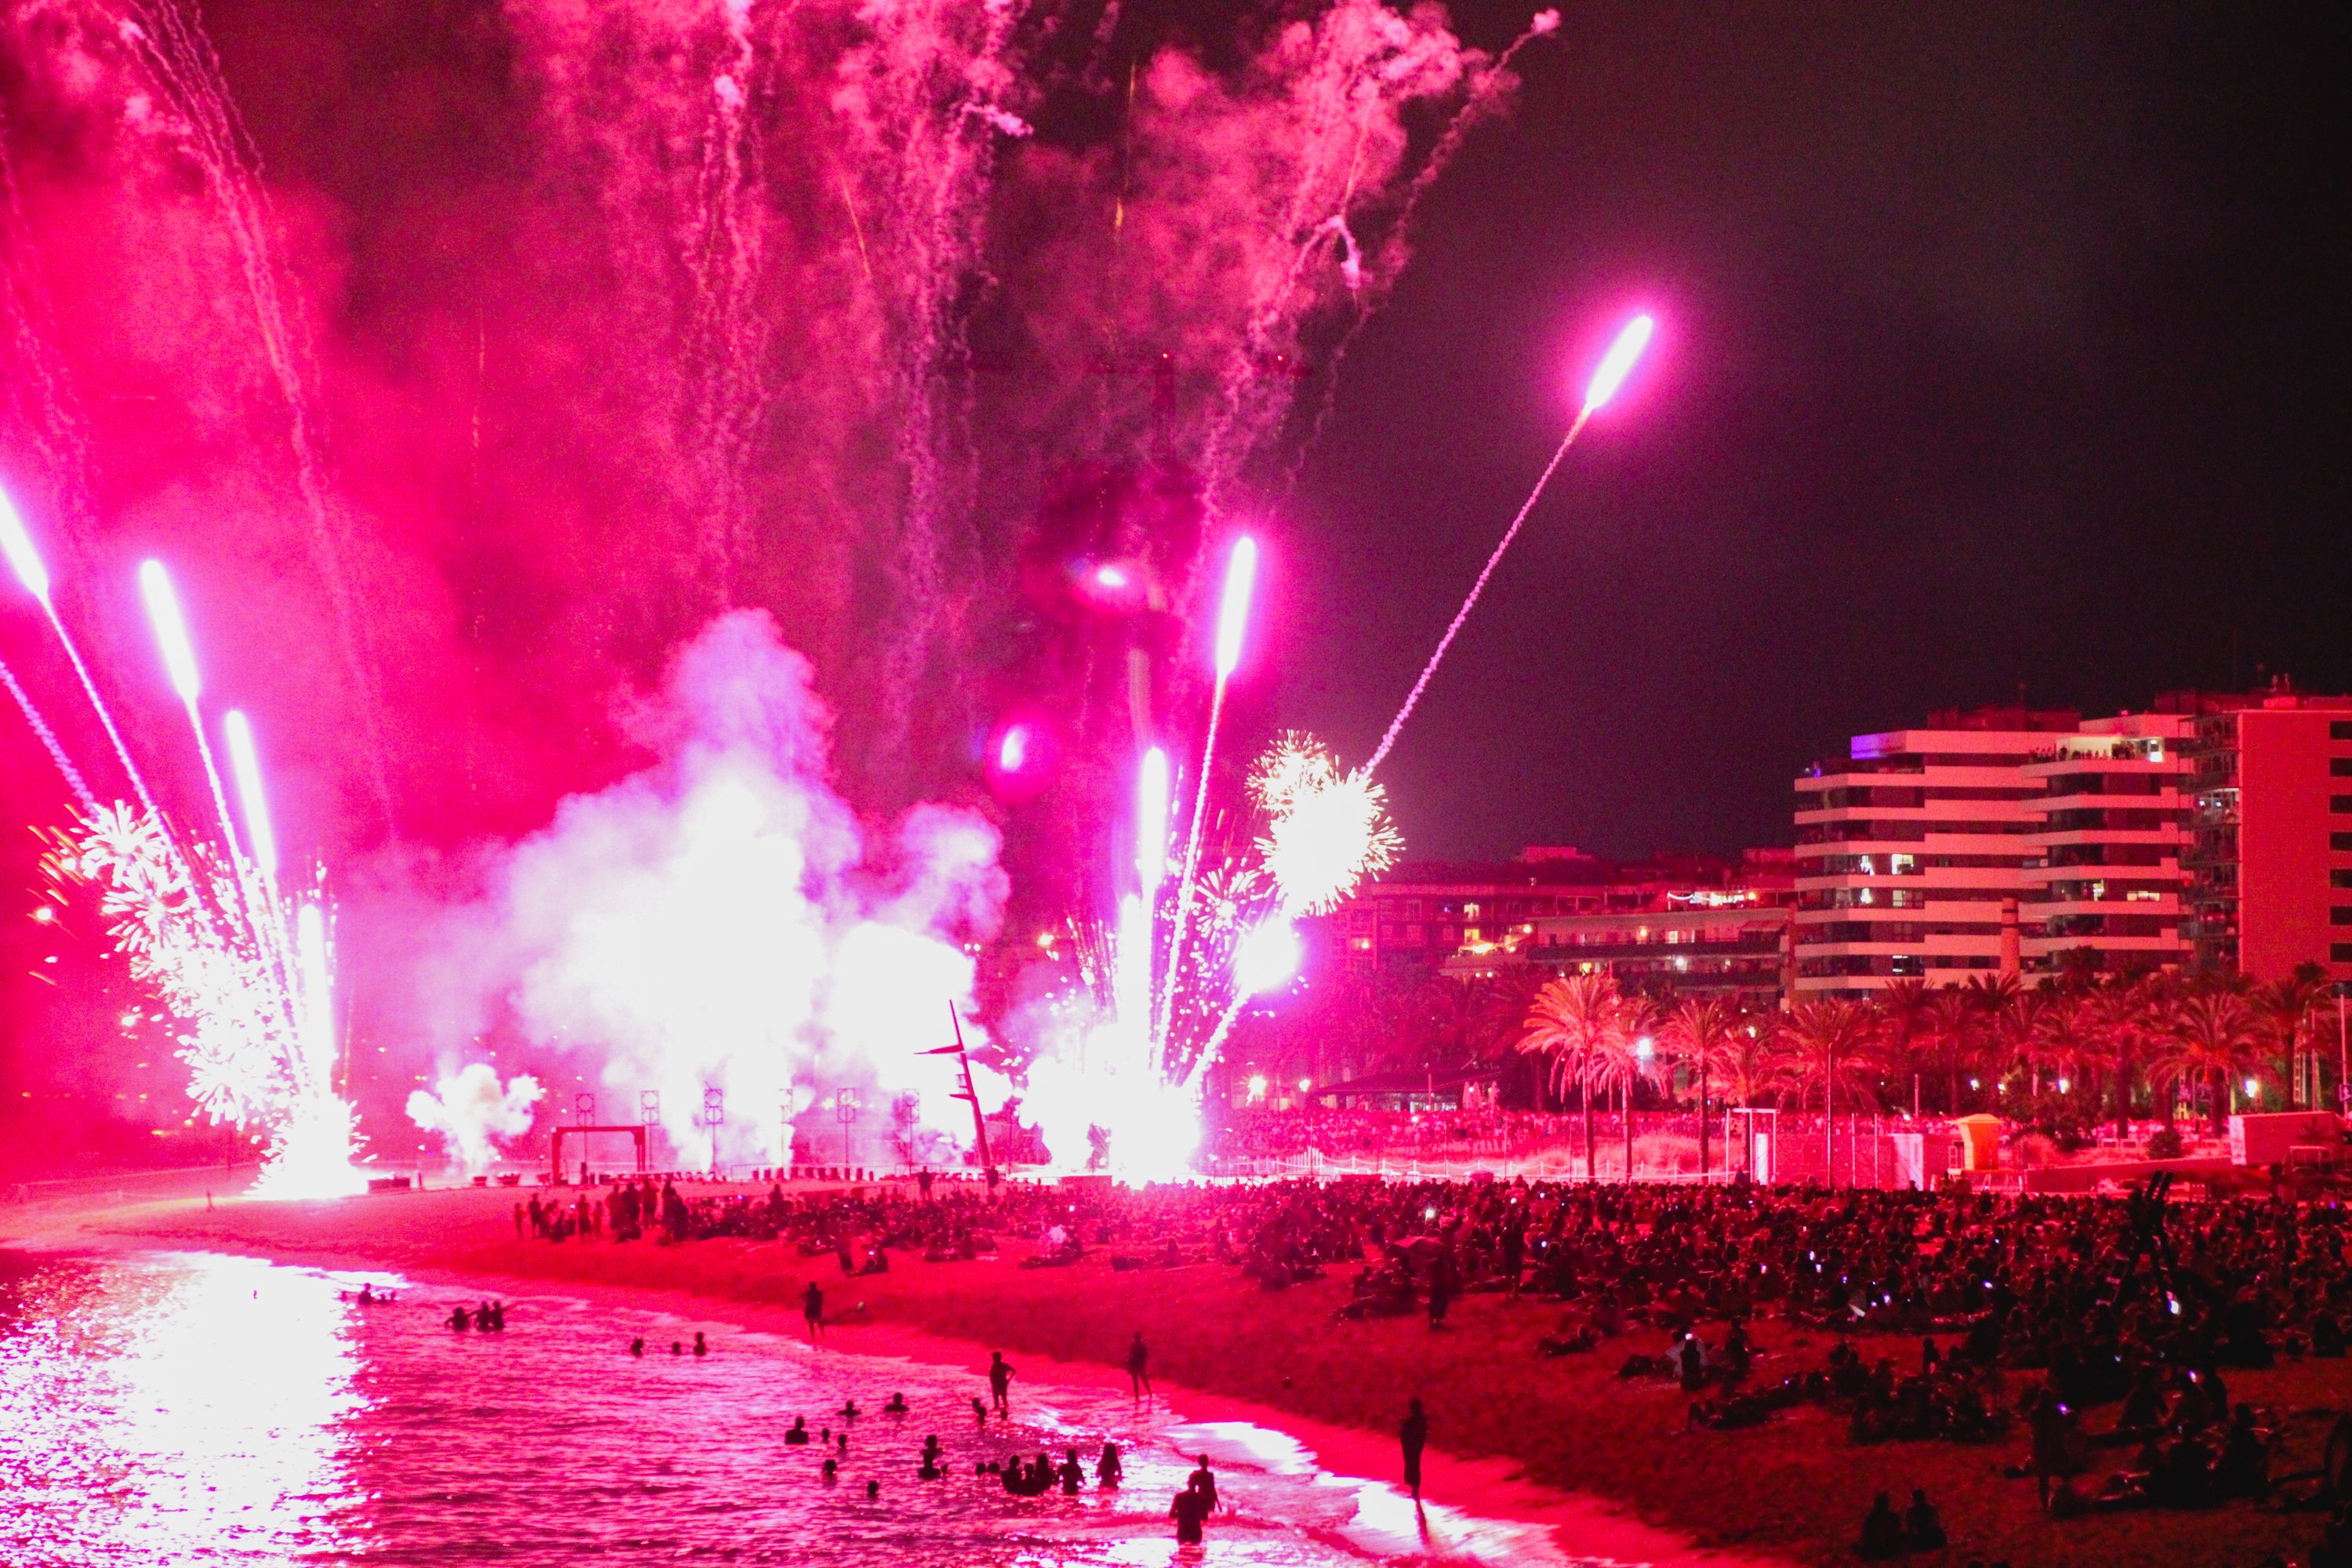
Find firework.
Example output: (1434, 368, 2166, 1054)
(1158, 534, 1258, 1051)
(7, 541, 367, 1198)
(1, 655, 98, 815)
(1250, 732, 1400, 916)
(1364, 312, 1657, 773)
(222, 711, 279, 883)
(0, 482, 162, 818)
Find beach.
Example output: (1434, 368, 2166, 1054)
(44, 1176, 2352, 1567)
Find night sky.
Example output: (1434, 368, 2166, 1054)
(1, 1, 2346, 1102)
(1286, 0, 2350, 861)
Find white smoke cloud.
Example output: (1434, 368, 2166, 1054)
(399, 610, 1007, 1168)
(407, 1063, 544, 1174)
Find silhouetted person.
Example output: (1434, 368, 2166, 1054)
(1857, 1491, 1904, 1560)
(1188, 1455, 1218, 1512)
(448, 1306, 470, 1332)
(693, 1331, 708, 1357)
(1098, 1442, 1123, 1488)
(971, 1396, 989, 1430)
(884, 1392, 909, 1415)
(1903, 1488, 1946, 1551)
(802, 1280, 825, 1341)
(629, 1337, 645, 1357)
(784, 1416, 809, 1445)
(1128, 1330, 1153, 1401)
(989, 1351, 1015, 1416)
(1059, 1447, 1084, 1494)
(1171, 1479, 1210, 1544)
(1400, 1398, 1428, 1501)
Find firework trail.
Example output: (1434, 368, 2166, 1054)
(116, 0, 394, 823)
(833, 0, 1033, 765)
(1156, 535, 1255, 1058)
(684, 0, 768, 601)
(0, 482, 164, 820)
(1363, 313, 1654, 775)
(1287, 10, 1562, 483)
(1194, 2, 1555, 513)
(0, 656, 97, 815)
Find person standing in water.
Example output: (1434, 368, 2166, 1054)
(1400, 1397, 1428, 1502)
(1127, 1330, 1153, 1403)
(1170, 1479, 1210, 1545)
(802, 1280, 825, 1341)
(988, 1351, 1015, 1417)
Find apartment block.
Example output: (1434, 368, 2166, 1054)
(2018, 711, 2194, 975)
(2183, 685, 2352, 984)
(1791, 706, 2074, 997)
(1512, 848, 1797, 1008)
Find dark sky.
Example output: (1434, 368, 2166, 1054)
(1279, 1, 2351, 860)
(2, 0, 2347, 1102)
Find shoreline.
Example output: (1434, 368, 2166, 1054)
(24, 1183, 1770, 1568)
(32, 1177, 2352, 1567)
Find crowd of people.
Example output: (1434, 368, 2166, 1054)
(506, 1163, 2352, 1559)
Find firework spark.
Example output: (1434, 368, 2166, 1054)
(1250, 732, 1399, 916)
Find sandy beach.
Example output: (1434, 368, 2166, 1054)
(33, 1176, 2352, 1567)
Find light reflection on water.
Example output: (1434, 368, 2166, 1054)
(0, 1250, 1623, 1567)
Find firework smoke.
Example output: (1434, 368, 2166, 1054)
(379, 610, 1007, 1169)
(408, 1062, 545, 1174)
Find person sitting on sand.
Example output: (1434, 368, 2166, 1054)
(1058, 1448, 1084, 1494)
(1857, 1490, 1904, 1560)
(1170, 1478, 1210, 1545)
(884, 1392, 909, 1415)
(1903, 1487, 1947, 1550)
(784, 1417, 809, 1445)
(1097, 1442, 1123, 1488)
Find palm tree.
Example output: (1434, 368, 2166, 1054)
(1877, 978, 1935, 1117)
(2251, 964, 2329, 1108)
(1774, 1000, 1881, 1186)
(1468, 963, 1550, 1105)
(1921, 989, 1978, 1114)
(1661, 996, 1746, 1178)
(1592, 996, 1663, 1181)
(1984, 987, 2050, 1102)
(2083, 974, 2161, 1140)
(2154, 989, 2268, 1134)
(1718, 1017, 1777, 1109)
(1518, 972, 1629, 1180)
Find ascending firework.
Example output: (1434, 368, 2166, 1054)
(0, 491, 365, 1198)
(1365, 311, 1657, 774)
